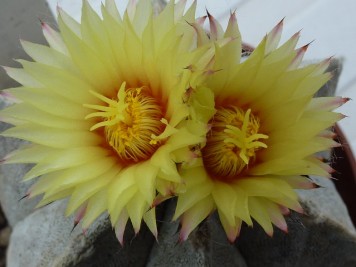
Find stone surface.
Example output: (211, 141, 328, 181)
(237, 176, 356, 267)
(0, 99, 42, 228)
(0, 0, 57, 228)
(147, 201, 247, 267)
(7, 200, 156, 267)
(147, 201, 209, 267)
(300, 176, 355, 232)
(209, 214, 248, 267)
(0, 0, 56, 89)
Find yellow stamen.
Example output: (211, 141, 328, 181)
(202, 107, 268, 181)
(84, 82, 165, 163)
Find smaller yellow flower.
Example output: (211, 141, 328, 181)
(173, 15, 347, 242)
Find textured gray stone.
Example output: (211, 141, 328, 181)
(147, 201, 209, 267)
(0, 0, 56, 89)
(147, 201, 247, 267)
(0, 99, 41, 228)
(0, 0, 57, 228)
(236, 176, 356, 267)
(300, 176, 355, 232)
(209, 214, 248, 267)
(7, 199, 156, 267)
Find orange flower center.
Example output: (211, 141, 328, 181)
(202, 106, 268, 181)
(85, 82, 165, 164)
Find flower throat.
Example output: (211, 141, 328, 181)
(202, 106, 268, 181)
(85, 82, 165, 164)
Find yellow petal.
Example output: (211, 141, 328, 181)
(135, 161, 158, 204)
(212, 182, 236, 226)
(2, 124, 101, 149)
(82, 190, 108, 229)
(65, 166, 117, 216)
(180, 196, 214, 241)
(127, 193, 147, 234)
(248, 197, 274, 236)
(143, 208, 158, 239)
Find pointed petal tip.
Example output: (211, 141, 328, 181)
(230, 8, 237, 16)
(38, 17, 44, 25)
(281, 225, 288, 234)
(277, 17, 285, 27)
(82, 226, 88, 234)
(270, 17, 284, 36)
(73, 204, 87, 225)
(305, 40, 315, 48)
(178, 221, 190, 242)
(196, 15, 207, 26)
(70, 221, 79, 234)
(332, 140, 343, 148)
(178, 231, 188, 243)
(296, 206, 304, 214)
(266, 230, 274, 237)
(329, 167, 337, 174)
(152, 230, 158, 242)
(56, 5, 63, 14)
(343, 97, 351, 103)
(299, 42, 311, 53)
(312, 182, 322, 189)
(279, 206, 290, 216)
(205, 7, 212, 17)
(291, 30, 301, 40)
(341, 113, 348, 119)
(82, 228, 88, 236)
(134, 229, 139, 236)
(314, 182, 327, 189)
(227, 234, 238, 244)
(18, 193, 30, 202)
(118, 237, 124, 247)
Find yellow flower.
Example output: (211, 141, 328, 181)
(174, 16, 347, 242)
(0, 0, 212, 244)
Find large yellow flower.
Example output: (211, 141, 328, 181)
(174, 16, 347, 242)
(0, 0, 215, 244)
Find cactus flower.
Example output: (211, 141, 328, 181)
(0, 0, 215, 244)
(173, 16, 347, 242)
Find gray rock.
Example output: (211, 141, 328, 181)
(0, 0, 57, 90)
(209, 214, 248, 267)
(147, 201, 209, 267)
(7, 199, 156, 267)
(0, 0, 57, 228)
(147, 200, 247, 267)
(236, 176, 356, 267)
(300, 176, 355, 232)
(0, 99, 41, 228)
